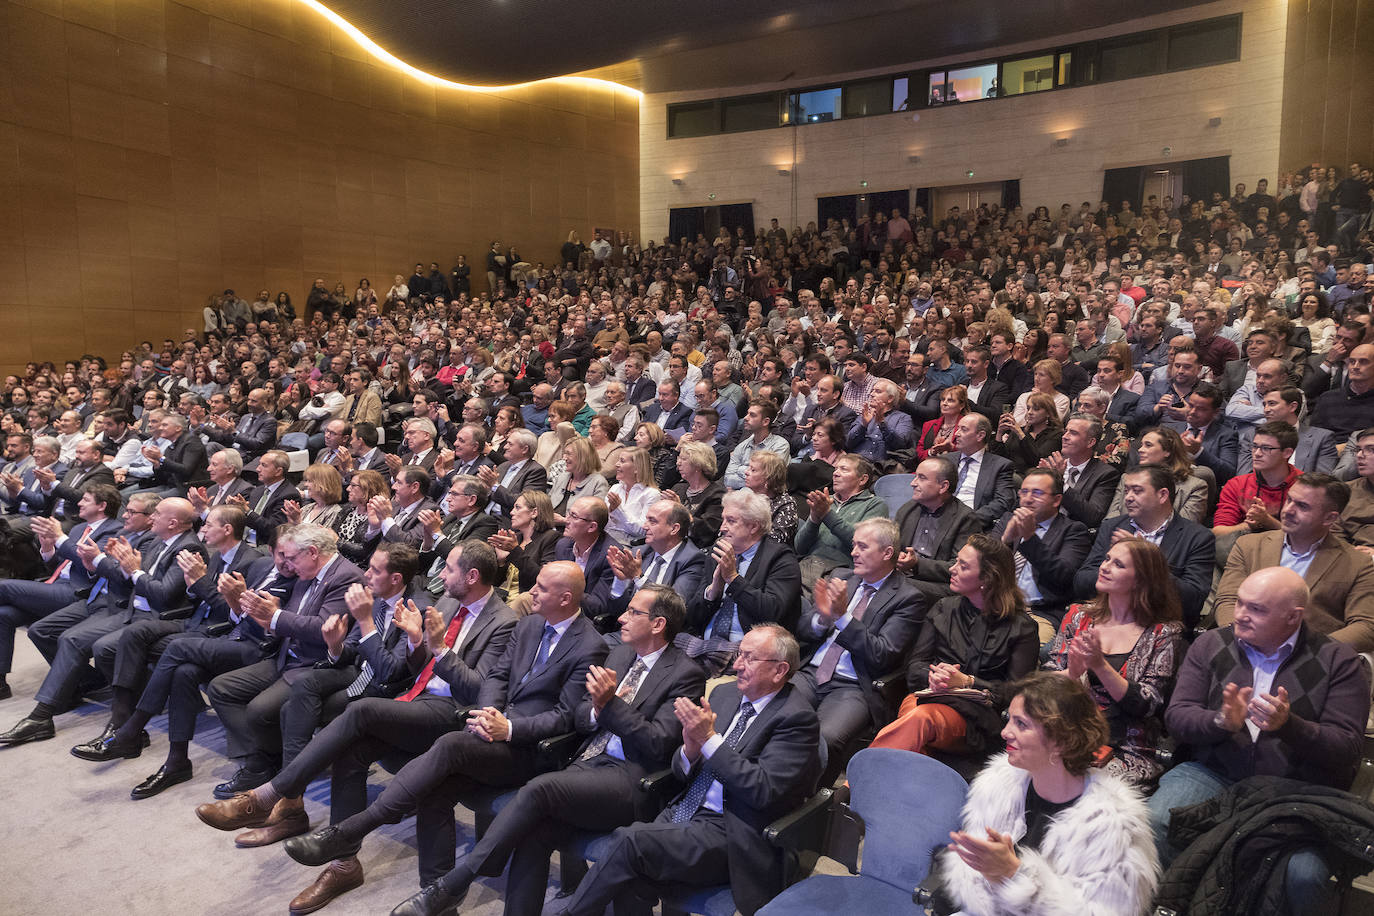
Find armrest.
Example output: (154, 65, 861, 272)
(873, 668, 908, 716)
(764, 787, 833, 853)
(204, 622, 233, 638)
(639, 768, 676, 796)
(828, 801, 865, 875)
(158, 604, 195, 621)
(537, 730, 584, 768)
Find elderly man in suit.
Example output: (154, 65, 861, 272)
(204, 523, 364, 798)
(948, 413, 1016, 530)
(391, 585, 707, 916)
(476, 428, 547, 518)
(0, 434, 67, 519)
(606, 499, 707, 618)
(187, 448, 253, 518)
(1236, 387, 1338, 475)
(35, 437, 115, 525)
(551, 623, 821, 916)
(795, 517, 924, 783)
(894, 457, 982, 603)
(1215, 473, 1374, 653)
(642, 380, 693, 442)
(142, 412, 209, 493)
(994, 468, 1092, 643)
(1074, 465, 1216, 631)
(261, 561, 607, 909)
(228, 449, 299, 546)
(203, 387, 276, 459)
(687, 490, 803, 673)
(0, 496, 205, 745)
(0, 485, 126, 700)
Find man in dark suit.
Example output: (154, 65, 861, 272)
(642, 380, 693, 442)
(143, 413, 210, 492)
(0, 435, 67, 519)
(0, 496, 205, 745)
(391, 418, 441, 479)
(476, 429, 547, 518)
(793, 374, 860, 452)
(1048, 333, 1091, 401)
(390, 585, 707, 916)
(894, 457, 981, 603)
(1044, 414, 1120, 531)
(203, 387, 276, 459)
(795, 517, 924, 783)
(1073, 465, 1217, 631)
(949, 413, 1016, 530)
(1165, 382, 1240, 486)
(994, 468, 1092, 643)
(188, 448, 253, 517)
(228, 449, 298, 545)
(606, 500, 707, 620)
(895, 351, 945, 425)
(686, 489, 803, 673)
(417, 475, 499, 592)
(623, 356, 657, 407)
(196, 540, 518, 906)
(961, 347, 1011, 423)
(987, 331, 1031, 399)
(551, 623, 821, 916)
(0, 487, 125, 700)
(264, 561, 607, 906)
(360, 465, 440, 551)
(204, 523, 364, 796)
(555, 496, 617, 624)
(36, 437, 115, 524)
(1093, 353, 1142, 432)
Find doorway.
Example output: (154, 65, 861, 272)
(931, 182, 1006, 218)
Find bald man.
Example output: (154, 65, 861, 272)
(0, 497, 208, 744)
(1149, 567, 1370, 911)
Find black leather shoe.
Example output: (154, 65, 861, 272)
(389, 883, 466, 916)
(212, 766, 273, 800)
(0, 716, 55, 745)
(70, 730, 142, 762)
(131, 762, 193, 800)
(283, 826, 363, 867)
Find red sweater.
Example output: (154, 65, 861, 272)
(1213, 465, 1301, 527)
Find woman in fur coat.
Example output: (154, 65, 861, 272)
(938, 673, 1159, 916)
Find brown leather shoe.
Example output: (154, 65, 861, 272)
(235, 799, 310, 847)
(195, 792, 272, 831)
(288, 857, 364, 915)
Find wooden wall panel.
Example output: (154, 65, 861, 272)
(1278, 0, 1374, 171)
(0, 0, 640, 376)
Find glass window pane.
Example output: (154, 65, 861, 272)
(791, 87, 842, 123)
(722, 95, 780, 132)
(927, 72, 948, 105)
(668, 102, 716, 138)
(893, 76, 910, 111)
(1001, 55, 1057, 96)
(1058, 51, 1073, 86)
(843, 78, 892, 118)
(936, 63, 998, 103)
(1168, 18, 1241, 70)
(1099, 34, 1166, 81)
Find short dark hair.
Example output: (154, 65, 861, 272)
(374, 542, 420, 582)
(452, 538, 500, 586)
(396, 466, 431, 490)
(1293, 472, 1351, 513)
(1253, 420, 1298, 451)
(1190, 381, 1224, 410)
(83, 482, 122, 518)
(352, 421, 379, 448)
(1271, 386, 1305, 414)
(206, 505, 246, 538)
(748, 398, 778, 425)
(693, 407, 719, 427)
(1124, 463, 1177, 502)
(638, 584, 686, 639)
(1021, 467, 1063, 496)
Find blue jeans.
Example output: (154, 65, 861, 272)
(1149, 762, 1337, 914)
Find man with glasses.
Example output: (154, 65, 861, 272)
(555, 497, 616, 627)
(993, 469, 1092, 645)
(1237, 388, 1337, 476)
(1214, 422, 1302, 544)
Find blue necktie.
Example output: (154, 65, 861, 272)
(672, 701, 755, 823)
(522, 623, 557, 683)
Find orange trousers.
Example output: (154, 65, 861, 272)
(869, 695, 969, 755)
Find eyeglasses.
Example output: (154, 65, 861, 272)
(566, 513, 593, 524)
(735, 651, 785, 665)
(1017, 488, 1052, 498)
(1251, 443, 1284, 453)
(624, 609, 655, 618)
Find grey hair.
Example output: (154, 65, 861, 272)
(722, 488, 772, 536)
(278, 523, 339, 556)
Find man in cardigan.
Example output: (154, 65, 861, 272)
(1149, 567, 1369, 914)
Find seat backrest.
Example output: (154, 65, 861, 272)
(872, 474, 914, 518)
(847, 747, 967, 889)
(286, 449, 309, 472)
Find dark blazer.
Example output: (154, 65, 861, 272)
(418, 509, 501, 593)
(1074, 513, 1216, 629)
(204, 410, 276, 457)
(625, 376, 657, 407)
(7, 461, 69, 514)
(668, 681, 821, 916)
(330, 589, 421, 698)
(51, 517, 124, 589)
(272, 553, 365, 678)
(228, 554, 295, 643)
(799, 571, 926, 724)
(642, 401, 693, 437)
(989, 358, 1031, 400)
(1164, 417, 1240, 484)
(486, 459, 548, 515)
(793, 402, 860, 451)
(242, 480, 300, 544)
(377, 497, 442, 549)
(555, 533, 616, 622)
(46, 463, 116, 520)
(505, 527, 560, 592)
(573, 642, 705, 778)
(154, 431, 210, 489)
(1058, 457, 1121, 530)
(203, 477, 253, 509)
(476, 611, 609, 745)
(897, 381, 946, 425)
(1055, 360, 1092, 401)
(893, 497, 981, 582)
(965, 378, 1011, 423)
(185, 543, 266, 629)
(107, 530, 208, 621)
(673, 479, 726, 550)
(606, 540, 708, 618)
(991, 511, 1092, 621)
(1105, 387, 1141, 432)
(1218, 358, 1251, 400)
(420, 593, 521, 705)
(967, 450, 1016, 530)
(686, 535, 803, 637)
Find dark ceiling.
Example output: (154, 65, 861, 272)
(325, 0, 1214, 93)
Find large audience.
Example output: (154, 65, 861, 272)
(1, 162, 1373, 916)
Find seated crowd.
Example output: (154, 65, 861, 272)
(2, 167, 1374, 916)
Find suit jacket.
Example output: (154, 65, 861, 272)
(1164, 418, 1240, 484)
(1075, 514, 1216, 629)
(226, 554, 294, 643)
(668, 682, 821, 916)
(686, 536, 803, 637)
(203, 477, 253, 510)
(340, 390, 384, 427)
(967, 450, 1016, 530)
(104, 529, 208, 622)
(421, 592, 521, 704)
(573, 643, 705, 780)
(331, 588, 421, 697)
(184, 543, 266, 629)
(476, 611, 609, 745)
(45, 463, 116, 520)
(272, 553, 365, 678)
(642, 401, 693, 437)
(1214, 531, 1374, 652)
(242, 480, 300, 545)
(205, 410, 276, 457)
(50, 517, 123, 589)
(606, 540, 708, 618)
(377, 497, 441, 549)
(965, 379, 1011, 423)
(1058, 458, 1121, 531)
(799, 571, 926, 724)
(992, 511, 1092, 617)
(989, 358, 1031, 400)
(1105, 387, 1141, 432)
(893, 497, 981, 582)
(1236, 424, 1338, 475)
(419, 509, 501, 582)
(1219, 358, 1250, 399)
(154, 431, 210, 490)
(555, 534, 616, 621)
(793, 402, 860, 452)
(1055, 360, 1092, 400)
(897, 381, 947, 425)
(625, 376, 657, 407)
(486, 459, 548, 515)
(7, 461, 69, 514)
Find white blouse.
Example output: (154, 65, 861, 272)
(606, 481, 661, 544)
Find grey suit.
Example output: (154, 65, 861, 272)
(1237, 424, 1338, 475)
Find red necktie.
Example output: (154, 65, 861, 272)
(397, 606, 469, 702)
(44, 559, 71, 584)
